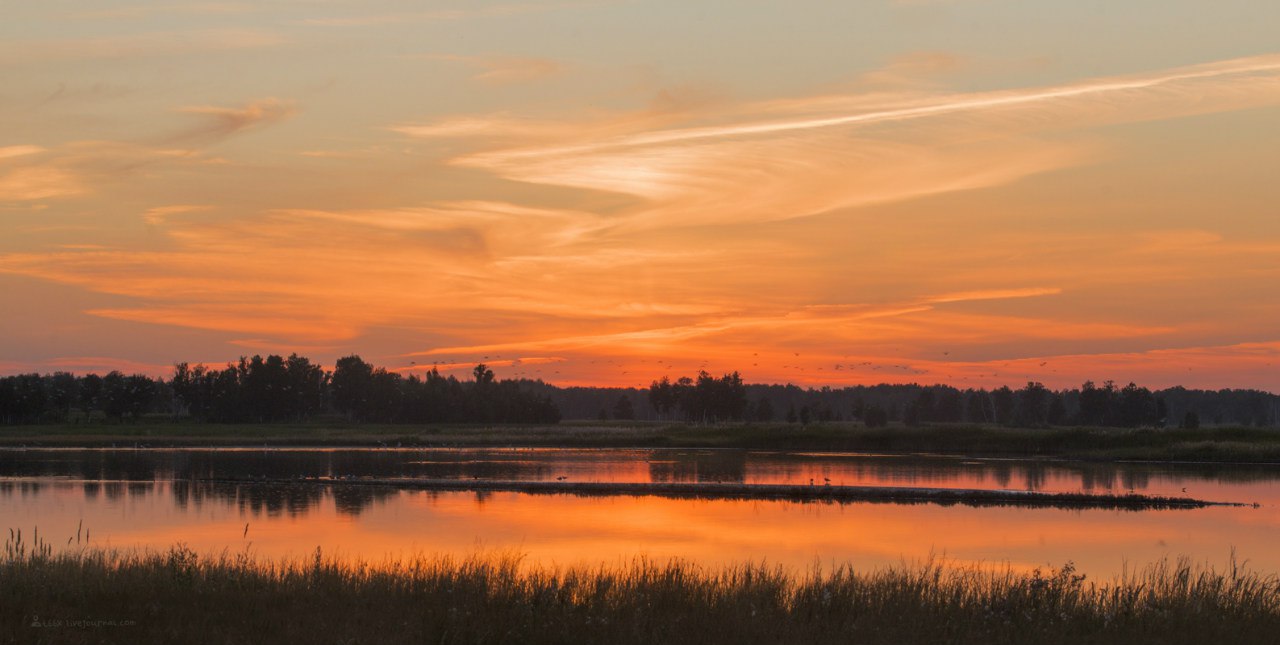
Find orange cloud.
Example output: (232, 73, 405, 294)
(430, 54, 1280, 233)
(429, 54, 565, 84)
(2, 52, 1279, 390)
(171, 98, 297, 144)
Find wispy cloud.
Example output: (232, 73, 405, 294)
(12, 356, 178, 377)
(0, 98, 296, 204)
(171, 98, 298, 144)
(416, 54, 1280, 230)
(0, 146, 46, 160)
(927, 287, 1063, 304)
(429, 54, 565, 84)
(407, 286, 1076, 358)
(0, 165, 83, 201)
(5, 48, 1280, 387)
(143, 205, 213, 225)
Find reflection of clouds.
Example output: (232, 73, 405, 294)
(4, 450, 1280, 576)
(7, 448, 1280, 509)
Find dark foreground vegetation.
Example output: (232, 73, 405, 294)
(3, 537, 1278, 645)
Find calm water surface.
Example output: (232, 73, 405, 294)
(3, 447, 1278, 577)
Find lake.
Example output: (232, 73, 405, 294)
(3, 447, 1277, 577)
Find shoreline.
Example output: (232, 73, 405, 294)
(197, 476, 1248, 510)
(3, 421, 1280, 465)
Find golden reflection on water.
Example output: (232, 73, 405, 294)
(2, 448, 1278, 578)
(4, 480, 1278, 578)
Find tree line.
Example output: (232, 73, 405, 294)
(567, 378, 1277, 429)
(2, 359, 1277, 428)
(0, 355, 559, 425)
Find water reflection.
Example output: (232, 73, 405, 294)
(3, 448, 1279, 518)
(2, 448, 1278, 578)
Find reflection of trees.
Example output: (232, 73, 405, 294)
(1120, 470, 1151, 492)
(7, 447, 1280, 516)
(1022, 463, 1047, 492)
(0, 481, 43, 497)
(648, 451, 747, 483)
(165, 479, 395, 517)
(990, 463, 1012, 489)
(103, 482, 124, 501)
(169, 481, 325, 518)
(332, 485, 396, 516)
(1079, 467, 1116, 492)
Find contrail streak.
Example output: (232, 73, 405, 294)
(470, 54, 1280, 162)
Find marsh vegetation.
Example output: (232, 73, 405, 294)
(5, 421, 1280, 464)
(4, 534, 1278, 645)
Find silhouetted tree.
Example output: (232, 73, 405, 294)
(903, 401, 921, 427)
(285, 354, 326, 420)
(1117, 382, 1156, 428)
(331, 355, 374, 421)
(965, 390, 991, 423)
(754, 396, 774, 422)
(612, 394, 634, 420)
(1078, 380, 1116, 426)
(79, 374, 103, 417)
(1015, 382, 1050, 427)
(864, 404, 889, 428)
(933, 388, 964, 423)
(1182, 410, 1201, 429)
(991, 386, 1016, 425)
(47, 372, 79, 421)
(1047, 393, 1068, 426)
(647, 377, 676, 420)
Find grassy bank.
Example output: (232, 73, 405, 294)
(4, 421, 1280, 463)
(3, 539, 1278, 645)
(214, 476, 1233, 510)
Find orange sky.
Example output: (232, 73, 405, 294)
(2, 1, 1279, 390)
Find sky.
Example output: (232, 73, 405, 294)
(2, 0, 1279, 391)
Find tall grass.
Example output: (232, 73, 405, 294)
(3, 537, 1278, 644)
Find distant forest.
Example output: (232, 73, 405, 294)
(1, 353, 1278, 429)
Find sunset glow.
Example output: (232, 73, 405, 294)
(3, 1, 1279, 390)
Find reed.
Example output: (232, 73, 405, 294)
(3, 538, 1278, 645)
